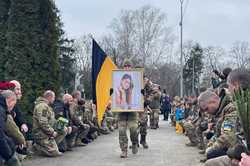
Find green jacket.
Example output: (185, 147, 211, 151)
(5, 115, 25, 145)
(32, 97, 55, 140)
(210, 93, 239, 150)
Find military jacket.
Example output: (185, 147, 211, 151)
(149, 91, 161, 109)
(5, 115, 25, 145)
(69, 103, 83, 126)
(32, 97, 55, 140)
(211, 93, 239, 150)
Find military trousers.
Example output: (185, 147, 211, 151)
(33, 131, 66, 157)
(139, 111, 148, 136)
(204, 155, 231, 166)
(106, 117, 114, 130)
(150, 109, 160, 129)
(77, 124, 90, 141)
(183, 121, 197, 144)
(118, 112, 138, 151)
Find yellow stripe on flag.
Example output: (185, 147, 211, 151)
(96, 56, 117, 126)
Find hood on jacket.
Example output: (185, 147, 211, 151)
(0, 94, 7, 110)
(34, 97, 49, 105)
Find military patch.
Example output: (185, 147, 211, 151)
(223, 121, 234, 132)
(42, 110, 48, 117)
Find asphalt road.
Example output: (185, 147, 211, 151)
(23, 117, 203, 166)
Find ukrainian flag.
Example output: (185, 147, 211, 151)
(92, 39, 117, 126)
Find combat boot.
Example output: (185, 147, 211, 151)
(5, 153, 21, 166)
(120, 150, 128, 158)
(185, 142, 197, 147)
(109, 126, 114, 132)
(140, 135, 149, 149)
(75, 139, 87, 147)
(197, 143, 204, 150)
(129, 144, 139, 149)
(131, 143, 138, 154)
(199, 150, 205, 154)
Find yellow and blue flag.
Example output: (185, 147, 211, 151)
(92, 39, 117, 125)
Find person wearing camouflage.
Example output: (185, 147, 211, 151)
(204, 68, 250, 166)
(68, 95, 90, 147)
(117, 59, 139, 158)
(198, 90, 239, 162)
(148, 85, 161, 129)
(137, 76, 153, 149)
(32, 90, 67, 157)
(138, 102, 149, 149)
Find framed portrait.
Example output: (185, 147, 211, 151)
(111, 69, 144, 112)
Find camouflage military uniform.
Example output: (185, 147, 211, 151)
(206, 93, 239, 160)
(32, 97, 66, 157)
(196, 112, 209, 150)
(83, 105, 99, 139)
(138, 104, 149, 148)
(69, 103, 90, 146)
(118, 112, 139, 157)
(183, 101, 199, 145)
(105, 109, 114, 131)
(204, 155, 231, 166)
(149, 91, 161, 129)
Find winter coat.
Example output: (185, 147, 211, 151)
(0, 95, 15, 161)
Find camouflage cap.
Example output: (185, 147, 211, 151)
(123, 58, 133, 67)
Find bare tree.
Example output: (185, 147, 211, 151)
(73, 35, 92, 74)
(133, 5, 175, 66)
(109, 10, 135, 64)
(203, 46, 226, 72)
(101, 34, 120, 65)
(107, 5, 175, 67)
(230, 41, 250, 69)
(72, 35, 92, 97)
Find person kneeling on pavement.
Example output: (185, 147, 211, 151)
(198, 90, 239, 163)
(0, 89, 23, 166)
(32, 90, 69, 157)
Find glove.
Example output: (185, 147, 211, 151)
(110, 88, 113, 95)
(141, 89, 145, 95)
(16, 147, 29, 155)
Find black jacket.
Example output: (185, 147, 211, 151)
(12, 104, 26, 128)
(52, 99, 70, 120)
(0, 95, 15, 161)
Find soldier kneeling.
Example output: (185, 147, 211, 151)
(32, 90, 68, 157)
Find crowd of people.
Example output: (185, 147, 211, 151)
(169, 67, 250, 166)
(0, 81, 117, 166)
(1, 64, 250, 166)
(0, 59, 165, 165)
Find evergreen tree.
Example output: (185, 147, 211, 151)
(183, 43, 203, 95)
(0, 0, 10, 80)
(59, 37, 76, 93)
(4, 0, 62, 121)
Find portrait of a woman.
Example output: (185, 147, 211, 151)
(115, 74, 134, 109)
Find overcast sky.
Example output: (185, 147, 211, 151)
(56, 0, 250, 48)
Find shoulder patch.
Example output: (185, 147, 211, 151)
(222, 120, 234, 132)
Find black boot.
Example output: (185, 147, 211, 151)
(140, 135, 149, 149)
